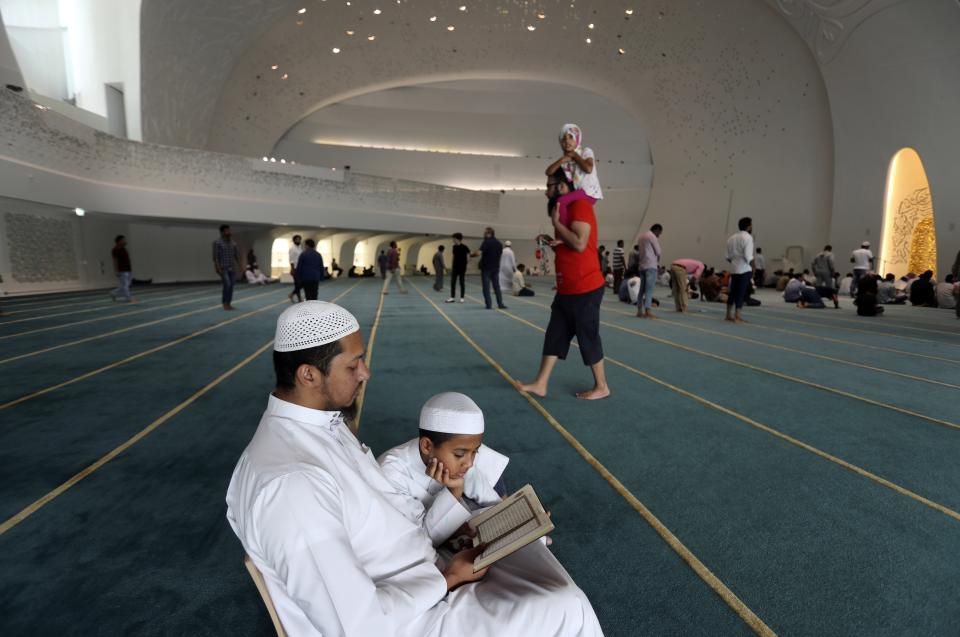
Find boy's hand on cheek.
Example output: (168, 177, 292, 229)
(425, 458, 465, 499)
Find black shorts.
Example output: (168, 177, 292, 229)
(543, 286, 604, 366)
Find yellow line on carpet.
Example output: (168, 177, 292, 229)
(468, 294, 960, 526)
(599, 303, 960, 391)
(352, 278, 388, 434)
(731, 301, 960, 338)
(513, 296, 960, 432)
(0, 288, 280, 365)
(411, 282, 778, 637)
(0, 286, 215, 326)
(0, 340, 275, 537)
(677, 307, 960, 365)
(0, 287, 230, 341)
(0, 284, 210, 316)
(0, 283, 359, 535)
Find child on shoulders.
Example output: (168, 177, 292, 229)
(544, 123, 603, 228)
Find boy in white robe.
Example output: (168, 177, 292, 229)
(378, 392, 509, 546)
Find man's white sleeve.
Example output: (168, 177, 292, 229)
(258, 471, 446, 636)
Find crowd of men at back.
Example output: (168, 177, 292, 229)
(598, 229, 959, 320)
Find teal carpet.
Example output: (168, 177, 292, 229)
(1, 277, 959, 636)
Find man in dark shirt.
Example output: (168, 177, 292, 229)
(432, 245, 446, 291)
(110, 234, 135, 303)
(446, 233, 471, 303)
(909, 270, 938, 307)
(377, 250, 388, 279)
(213, 224, 240, 310)
(296, 238, 325, 300)
(475, 227, 507, 310)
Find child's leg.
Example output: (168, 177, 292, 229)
(555, 190, 597, 227)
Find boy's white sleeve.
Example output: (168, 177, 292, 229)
(424, 489, 472, 545)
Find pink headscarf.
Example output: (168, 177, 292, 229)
(559, 123, 583, 152)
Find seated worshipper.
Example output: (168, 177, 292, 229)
(226, 302, 603, 637)
(797, 286, 827, 309)
(838, 273, 854, 296)
(878, 274, 907, 304)
(783, 274, 806, 303)
(936, 275, 957, 310)
(513, 264, 536, 297)
(700, 270, 727, 303)
(244, 265, 276, 285)
(855, 273, 884, 316)
(909, 270, 938, 307)
(898, 272, 917, 294)
(377, 393, 508, 546)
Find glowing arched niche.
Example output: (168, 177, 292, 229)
(270, 237, 290, 278)
(879, 148, 937, 279)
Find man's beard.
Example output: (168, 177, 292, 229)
(547, 194, 560, 217)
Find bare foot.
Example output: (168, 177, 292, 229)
(518, 381, 547, 397)
(724, 317, 736, 322)
(734, 317, 748, 324)
(576, 386, 611, 400)
(645, 312, 657, 320)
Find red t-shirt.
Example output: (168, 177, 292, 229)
(555, 199, 604, 295)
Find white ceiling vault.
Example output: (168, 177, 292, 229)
(140, 0, 837, 260)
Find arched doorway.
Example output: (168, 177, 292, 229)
(270, 237, 290, 278)
(878, 148, 937, 278)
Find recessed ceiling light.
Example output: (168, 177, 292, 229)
(618, 48, 625, 55)
(297, 7, 306, 14)
(332, 47, 340, 53)
(295, 19, 303, 26)
(430, 16, 437, 21)
(585, 37, 591, 43)
(447, 25, 455, 31)
(271, 64, 279, 70)
(625, 9, 633, 15)
(262, 156, 269, 161)
(345, 29, 354, 35)
(588, 23, 595, 29)
(367, 34, 375, 40)
(373, 8, 381, 14)
(74, 207, 85, 216)
(459, 5, 467, 10)
(537, 13, 545, 19)
(281, 73, 289, 79)
(280, 159, 286, 164)
(270, 157, 276, 162)
(526, 25, 536, 31)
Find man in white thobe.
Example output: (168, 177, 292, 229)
(499, 240, 517, 293)
(226, 301, 604, 637)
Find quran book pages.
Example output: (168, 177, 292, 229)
(468, 484, 554, 572)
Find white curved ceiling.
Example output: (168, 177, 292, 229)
(273, 79, 653, 191)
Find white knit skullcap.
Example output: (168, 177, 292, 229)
(274, 301, 359, 352)
(419, 392, 484, 435)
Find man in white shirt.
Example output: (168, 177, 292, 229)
(499, 240, 517, 293)
(512, 263, 535, 296)
(724, 217, 755, 323)
(849, 241, 874, 298)
(226, 302, 603, 637)
(936, 274, 957, 309)
(288, 234, 303, 303)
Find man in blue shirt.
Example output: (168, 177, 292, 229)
(296, 239, 326, 300)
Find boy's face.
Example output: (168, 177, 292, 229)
(560, 132, 577, 153)
(420, 434, 483, 479)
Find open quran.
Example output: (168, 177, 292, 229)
(469, 484, 554, 572)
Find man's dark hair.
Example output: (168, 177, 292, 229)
(885, 273, 896, 281)
(273, 340, 343, 390)
(947, 274, 955, 284)
(418, 428, 460, 447)
(550, 167, 573, 190)
(517, 263, 526, 272)
(633, 244, 639, 250)
(305, 238, 316, 248)
(438, 245, 445, 252)
(453, 232, 463, 241)
(756, 247, 763, 253)
(292, 234, 302, 241)
(389, 240, 397, 248)
(617, 240, 624, 247)
(219, 224, 230, 233)
(738, 217, 752, 231)
(824, 245, 832, 251)
(114, 235, 125, 244)
(921, 270, 934, 279)
(651, 223, 663, 233)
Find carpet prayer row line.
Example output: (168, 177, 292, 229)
(1, 277, 958, 636)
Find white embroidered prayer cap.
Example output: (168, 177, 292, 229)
(419, 392, 484, 435)
(274, 301, 359, 352)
